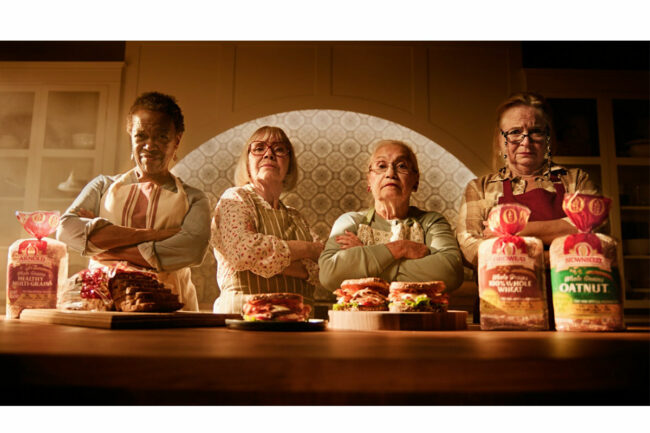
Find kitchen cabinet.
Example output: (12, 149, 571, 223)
(0, 62, 123, 303)
(526, 69, 650, 321)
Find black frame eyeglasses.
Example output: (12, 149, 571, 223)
(500, 128, 549, 145)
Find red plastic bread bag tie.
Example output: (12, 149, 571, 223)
(16, 211, 61, 253)
(487, 204, 531, 254)
(562, 193, 610, 254)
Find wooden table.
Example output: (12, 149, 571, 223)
(1, 319, 648, 405)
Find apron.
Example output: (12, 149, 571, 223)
(214, 191, 314, 315)
(357, 208, 425, 245)
(498, 176, 566, 221)
(93, 168, 199, 311)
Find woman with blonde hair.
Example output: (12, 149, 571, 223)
(456, 92, 600, 269)
(211, 126, 323, 314)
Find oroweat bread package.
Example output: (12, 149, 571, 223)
(6, 211, 68, 319)
(550, 193, 624, 331)
(478, 204, 548, 330)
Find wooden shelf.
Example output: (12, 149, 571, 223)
(0, 149, 29, 156)
(553, 156, 602, 164)
(623, 255, 650, 259)
(621, 206, 650, 211)
(41, 149, 98, 158)
(616, 157, 650, 166)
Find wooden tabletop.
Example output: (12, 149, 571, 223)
(1, 319, 648, 404)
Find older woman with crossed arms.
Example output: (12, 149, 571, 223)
(57, 92, 211, 310)
(456, 92, 600, 269)
(319, 139, 464, 293)
(211, 126, 323, 314)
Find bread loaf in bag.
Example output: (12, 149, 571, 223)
(6, 211, 68, 319)
(550, 193, 624, 331)
(478, 204, 549, 330)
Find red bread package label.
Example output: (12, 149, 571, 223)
(6, 210, 67, 319)
(487, 203, 531, 237)
(16, 211, 60, 240)
(551, 194, 623, 331)
(563, 193, 610, 234)
(561, 193, 611, 255)
(478, 204, 548, 330)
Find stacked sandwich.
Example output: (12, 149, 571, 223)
(242, 293, 311, 322)
(333, 278, 390, 311)
(388, 281, 448, 312)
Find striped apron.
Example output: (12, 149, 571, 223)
(92, 168, 199, 311)
(213, 192, 313, 315)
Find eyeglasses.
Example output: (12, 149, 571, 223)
(368, 160, 414, 175)
(249, 141, 290, 157)
(501, 128, 549, 145)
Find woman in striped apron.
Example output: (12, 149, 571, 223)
(211, 126, 323, 314)
(57, 92, 211, 311)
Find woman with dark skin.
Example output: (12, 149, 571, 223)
(57, 92, 211, 310)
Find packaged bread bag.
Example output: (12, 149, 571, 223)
(550, 193, 624, 331)
(6, 211, 68, 319)
(478, 204, 548, 330)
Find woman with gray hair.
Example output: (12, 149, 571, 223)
(318, 139, 464, 293)
(211, 126, 323, 314)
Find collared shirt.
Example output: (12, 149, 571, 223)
(318, 206, 464, 293)
(456, 165, 599, 268)
(211, 184, 320, 290)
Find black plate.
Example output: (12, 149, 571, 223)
(225, 318, 326, 332)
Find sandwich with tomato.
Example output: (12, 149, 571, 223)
(388, 281, 448, 312)
(242, 293, 311, 321)
(333, 277, 389, 311)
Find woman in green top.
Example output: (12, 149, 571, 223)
(318, 140, 464, 293)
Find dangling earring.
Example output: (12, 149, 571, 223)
(367, 185, 371, 192)
(545, 137, 552, 172)
(173, 153, 178, 162)
(130, 152, 134, 161)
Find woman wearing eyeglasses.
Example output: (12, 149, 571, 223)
(211, 126, 324, 314)
(456, 92, 600, 270)
(318, 139, 464, 293)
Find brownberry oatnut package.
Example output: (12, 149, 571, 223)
(550, 193, 624, 331)
(478, 204, 548, 330)
(6, 211, 68, 319)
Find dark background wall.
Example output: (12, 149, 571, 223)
(1, 41, 648, 70)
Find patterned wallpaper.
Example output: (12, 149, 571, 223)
(172, 109, 475, 305)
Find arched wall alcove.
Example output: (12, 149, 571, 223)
(172, 109, 476, 305)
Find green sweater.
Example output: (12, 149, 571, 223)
(318, 207, 464, 293)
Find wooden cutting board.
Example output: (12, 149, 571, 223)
(19, 309, 241, 329)
(328, 310, 468, 331)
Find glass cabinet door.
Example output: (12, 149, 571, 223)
(547, 98, 600, 157)
(0, 91, 34, 150)
(44, 91, 100, 150)
(614, 99, 650, 305)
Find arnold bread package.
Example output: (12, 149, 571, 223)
(478, 204, 549, 330)
(550, 193, 624, 331)
(6, 211, 68, 319)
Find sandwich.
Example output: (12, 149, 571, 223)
(333, 277, 390, 311)
(242, 293, 311, 322)
(388, 281, 448, 312)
